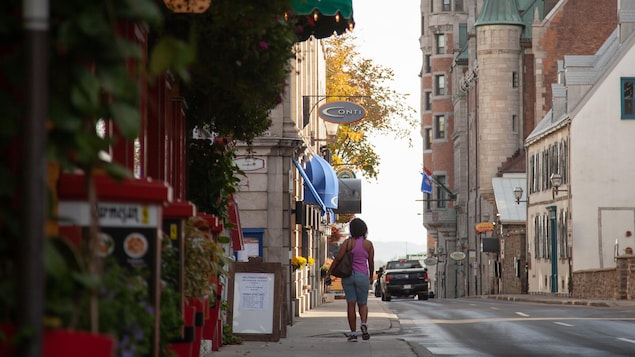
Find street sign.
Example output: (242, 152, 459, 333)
(475, 222, 494, 233)
(336, 168, 356, 179)
(318, 101, 366, 124)
(424, 257, 438, 265)
(449, 251, 466, 261)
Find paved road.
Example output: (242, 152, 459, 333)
(389, 297, 635, 356)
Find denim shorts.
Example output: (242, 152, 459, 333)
(342, 270, 370, 304)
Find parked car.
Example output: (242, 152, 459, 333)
(379, 259, 428, 301)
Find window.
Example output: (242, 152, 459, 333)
(425, 92, 432, 110)
(421, 15, 425, 36)
(435, 75, 445, 95)
(455, 0, 464, 11)
(424, 128, 432, 150)
(425, 55, 431, 73)
(512, 72, 519, 88)
(436, 34, 445, 54)
(559, 209, 568, 259)
(621, 77, 635, 119)
(430, 0, 434, 13)
(435, 175, 447, 208)
(442, 0, 451, 11)
(512, 115, 518, 132)
(434, 115, 446, 139)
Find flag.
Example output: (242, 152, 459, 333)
(421, 168, 433, 194)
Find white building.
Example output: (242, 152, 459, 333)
(525, 1, 635, 295)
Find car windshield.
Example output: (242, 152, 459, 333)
(387, 261, 422, 269)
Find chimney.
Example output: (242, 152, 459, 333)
(619, 0, 635, 44)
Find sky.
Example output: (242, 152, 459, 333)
(349, 1, 428, 250)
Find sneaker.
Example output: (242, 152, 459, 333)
(347, 334, 358, 342)
(361, 324, 370, 340)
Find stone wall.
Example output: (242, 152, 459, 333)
(571, 256, 635, 300)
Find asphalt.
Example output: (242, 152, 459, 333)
(205, 293, 635, 357)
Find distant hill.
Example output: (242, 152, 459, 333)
(372, 240, 427, 267)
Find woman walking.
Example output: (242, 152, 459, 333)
(328, 218, 375, 342)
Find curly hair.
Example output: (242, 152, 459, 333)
(349, 218, 368, 239)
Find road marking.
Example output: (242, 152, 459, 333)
(553, 322, 573, 327)
(515, 312, 530, 317)
(617, 338, 635, 344)
(413, 317, 635, 324)
(490, 307, 499, 310)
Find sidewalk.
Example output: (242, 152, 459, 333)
(207, 295, 418, 357)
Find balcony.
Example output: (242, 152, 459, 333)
(423, 206, 457, 228)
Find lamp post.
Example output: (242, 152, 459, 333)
(547, 205, 558, 293)
(513, 186, 528, 204)
(550, 173, 568, 199)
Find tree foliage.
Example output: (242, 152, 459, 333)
(324, 34, 417, 180)
(161, 0, 297, 143)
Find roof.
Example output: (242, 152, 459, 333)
(475, 0, 524, 27)
(492, 176, 526, 224)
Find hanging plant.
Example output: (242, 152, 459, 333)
(162, 0, 297, 143)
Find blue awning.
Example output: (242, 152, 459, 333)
(304, 156, 339, 209)
(293, 159, 327, 213)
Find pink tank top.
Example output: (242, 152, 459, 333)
(350, 237, 369, 275)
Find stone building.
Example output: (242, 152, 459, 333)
(420, 0, 618, 298)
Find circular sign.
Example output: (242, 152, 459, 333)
(124, 233, 149, 259)
(96, 233, 114, 257)
(337, 168, 356, 179)
(449, 251, 467, 261)
(318, 101, 366, 124)
(423, 257, 438, 265)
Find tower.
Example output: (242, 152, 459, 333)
(474, 0, 524, 204)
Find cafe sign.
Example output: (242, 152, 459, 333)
(318, 101, 366, 124)
(475, 222, 494, 233)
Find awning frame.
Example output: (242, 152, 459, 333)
(292, 158, 327, 213)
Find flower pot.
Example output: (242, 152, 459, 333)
(169, 304, 196, 357)
(0, 324, 17, 357)
(1, 326, 115, 357)
(44, 329, 116, 357)
(188, 297, 209, 357)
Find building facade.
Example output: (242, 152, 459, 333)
(527, 0, 635, 297)
(420, 0, 618, 297)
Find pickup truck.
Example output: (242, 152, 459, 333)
(379, 259, 429, 301)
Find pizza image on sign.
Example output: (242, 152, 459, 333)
(123, 233, 149, 259)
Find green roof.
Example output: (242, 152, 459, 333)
(292, 0, 353, 19)
(475, 0, 524, 27)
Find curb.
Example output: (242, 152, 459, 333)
(486, 295, 612, 307)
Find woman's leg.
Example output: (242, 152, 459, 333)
(347, 300, 357, 332)
(358, 302, 368, 324)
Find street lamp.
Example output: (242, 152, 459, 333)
(550, 173, 568, 199)
(513, 186, 528, 205)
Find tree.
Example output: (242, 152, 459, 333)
(161, 0, 297, 144)
(324, 34, 417, 180)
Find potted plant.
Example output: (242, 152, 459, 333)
(291, 256, 308, 271)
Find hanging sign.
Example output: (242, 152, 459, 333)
(318, 101, 366, 124)
(449, 251, 467, 261)
(475, 222, 494, 233)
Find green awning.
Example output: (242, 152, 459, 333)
(292, 0, 353, 18)
(290, 0, 354, 41)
